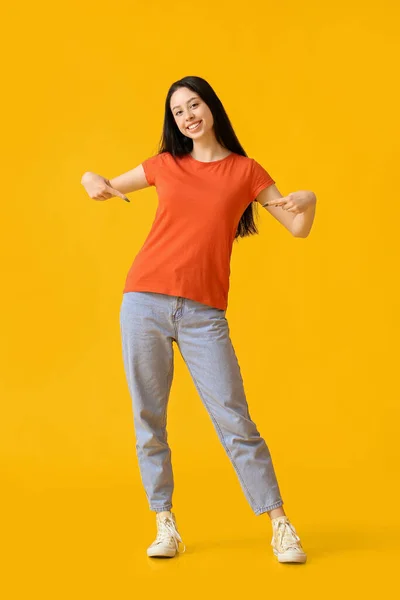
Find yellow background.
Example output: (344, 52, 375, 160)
(1, 0, 399, 597)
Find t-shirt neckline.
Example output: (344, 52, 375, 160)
(187, 152, 234, 165)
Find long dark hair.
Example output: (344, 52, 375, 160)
(153, 75, 260, 241)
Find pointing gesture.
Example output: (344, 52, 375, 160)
(263, 190, 315, 214)
(81, 172, 130, 202)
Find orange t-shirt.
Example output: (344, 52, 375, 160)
(122, 151, 275, 310)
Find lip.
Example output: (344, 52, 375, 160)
(186, 120, 202, 130)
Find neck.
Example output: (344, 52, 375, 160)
(190, 135, 229, 162)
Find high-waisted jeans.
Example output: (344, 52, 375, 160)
(119, 291, 284, 516)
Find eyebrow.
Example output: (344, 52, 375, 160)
(171, 96, 199, 111)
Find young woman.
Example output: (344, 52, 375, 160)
(81, 76, 316, 564)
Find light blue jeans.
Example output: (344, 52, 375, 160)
(120, 291, 284, 516)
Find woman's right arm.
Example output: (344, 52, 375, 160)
(81, 164, 150, 201)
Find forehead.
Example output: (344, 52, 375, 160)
(170, 88, 199, 109)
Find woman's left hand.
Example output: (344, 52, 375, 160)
(264, 190, 316, 215)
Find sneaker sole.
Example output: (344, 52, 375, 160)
(147, 547, 177, 558)
(273, 548, 307, 563)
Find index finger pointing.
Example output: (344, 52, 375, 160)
(106, 185, 130, 202)
(264, 200, 284, 207)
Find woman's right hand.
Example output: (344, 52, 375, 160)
(81, 172, 130, 202)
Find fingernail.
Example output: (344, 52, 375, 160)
(124, 197, 130, 202)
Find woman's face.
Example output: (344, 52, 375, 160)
(170, 87, 214, 138)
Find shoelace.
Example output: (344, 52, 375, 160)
(155, 516, 186, 554)
(273, 519, 303, 553)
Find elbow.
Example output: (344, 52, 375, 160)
(292, 230, 310, 238)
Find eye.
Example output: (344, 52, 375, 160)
(175, 103, 199, 117)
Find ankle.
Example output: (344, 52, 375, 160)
(157, 510, 172, 518)
(268, 507, 286, 520)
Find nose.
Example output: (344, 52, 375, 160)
(185, 107, 196, 119)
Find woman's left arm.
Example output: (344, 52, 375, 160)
(263, 190, 317, 238)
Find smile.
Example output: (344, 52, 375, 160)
(187, 120, 202, 131)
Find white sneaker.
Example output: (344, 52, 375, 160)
(147, 512, 186, 558)
(271, 516, 307, 563)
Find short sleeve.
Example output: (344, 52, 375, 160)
(141, 153, 164, 187)
(250, 158, 275, 199)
